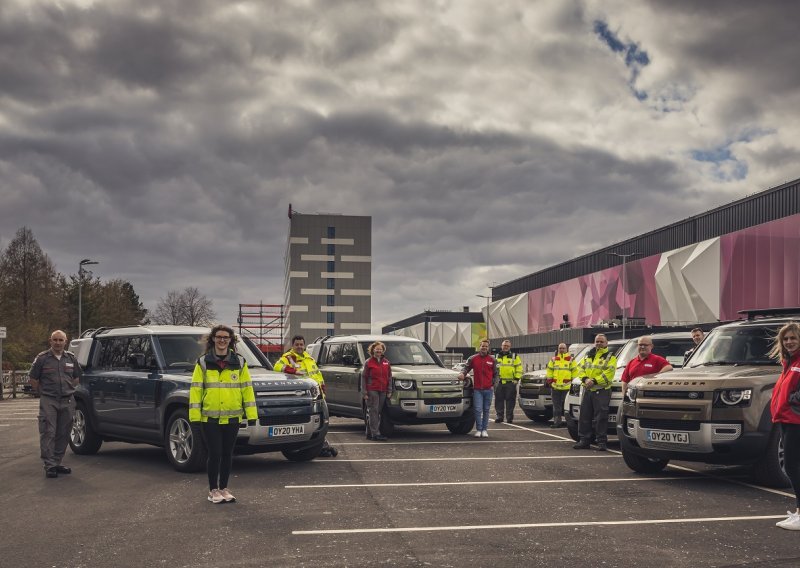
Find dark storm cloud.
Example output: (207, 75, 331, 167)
(0, 0, 798, 328)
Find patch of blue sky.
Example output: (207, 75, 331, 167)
(594, 20, 651, 101)
(691, 144, 748, 181)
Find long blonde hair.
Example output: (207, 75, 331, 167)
(769, 322, 800, 364)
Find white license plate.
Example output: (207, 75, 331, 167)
(520, 399, 536, 407)
(646, 430, 689, 444)
(608, 413, 617, 423)
(429, 404, 457, 413)
(268, 425, 305, 437)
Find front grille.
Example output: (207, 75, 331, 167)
(643, 390, 705, 399)
(611, 385, 622, 393)
(423, 397, 461, 405)
(259, 415, 310, 426)
(638, 418, 701, 431)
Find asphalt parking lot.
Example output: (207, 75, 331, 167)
(2, 397, 800, 567)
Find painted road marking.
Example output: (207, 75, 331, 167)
(312, 455, 619, 463)
(286, 475, 704, 489)
(334, 439, 571, 446)
(293, 514, 786, 535)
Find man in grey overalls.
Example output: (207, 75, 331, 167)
(29, 330, 81, 478)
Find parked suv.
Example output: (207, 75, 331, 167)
(619, 310, 795, 487)
(308, 335, 474, 435)
(518, 343, 593, 423)
(69, 325, 329, 472)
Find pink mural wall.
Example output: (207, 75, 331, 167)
(527, 254, 662, 333)
(719, 213, 800, 320)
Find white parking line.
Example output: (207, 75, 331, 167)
(506, 422, 573, 441)
(293, 514, 785, 535)
(312, 455, 619, 463)
(665, 463, 796, 498)
(326, 429, 519, 434)
(336, 439, 571, 446)
(286, 475, 703, 489)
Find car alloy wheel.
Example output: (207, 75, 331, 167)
(168, 415, 194, 464)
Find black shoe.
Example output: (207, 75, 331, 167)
(373, 435, 388, 441)
(366, 433, 373, 440)
(55, 465, 71, 474)
(595, 443, 608, 451)
(549, 423, 559, 429)
(45, 467, 58, 478)
(507, 418, 514, 424)
(494, 417, 503, 423)
(573, 442, 591, 450)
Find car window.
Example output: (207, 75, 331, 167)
(652, 338, 696, 367)
(97, 337, 130, 370)
(127, 336, 156, 369)
(688, 326, 778, 367)
(341, 342, 360, 365)
(157, 335, 205, 368)
(322, 343, 344, 365)
(359, 341, 439, 365)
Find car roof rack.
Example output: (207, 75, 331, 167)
(738, 307, 800, 321)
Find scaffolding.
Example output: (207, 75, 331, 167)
(237, 303, 285, 358)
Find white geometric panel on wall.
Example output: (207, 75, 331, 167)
(455, 322, 472, 348)
(486, 293, 528, 338)
(401, 322, 425, 341)
(655, 237, 720, 324)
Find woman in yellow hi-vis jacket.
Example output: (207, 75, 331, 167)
(190, 324, 257, 504)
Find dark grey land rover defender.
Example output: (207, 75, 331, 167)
(69, 325, 329, 472)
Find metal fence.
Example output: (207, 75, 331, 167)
(0, 371, 33, 399)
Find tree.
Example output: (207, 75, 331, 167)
(0, 227, 64, 368)
(152, 287, 216, 326)
(61, 275, 149, 332)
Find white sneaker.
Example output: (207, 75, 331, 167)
(473, 430, 482, 438)
(207, 489, 224, 504)
(481, 430, 489, 438)
(777, 511, 800, 529)
(220, 488, 236, 503)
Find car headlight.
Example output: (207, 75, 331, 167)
(309, 385, 321, 399)
(627, 386, 637, 402)
(714, 388, 752, 407)
(394, 378, 415, 390)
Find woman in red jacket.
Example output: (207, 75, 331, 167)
(770, 322, 800, 530)
(362, 341, 393, 441)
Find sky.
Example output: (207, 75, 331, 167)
(1, 0, 799, 333)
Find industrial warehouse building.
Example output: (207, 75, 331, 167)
(387, 177, 800, 369)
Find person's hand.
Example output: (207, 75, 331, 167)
(546, 378, 554, 386)
(585, 379, 595, 388)
(363, 394, 368, 400)
(458, 373, 465, 381)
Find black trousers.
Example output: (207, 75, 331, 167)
(495, 382, 518, 420)
(202, 420, 240, 490)
(781, 423, 800, 509)
(578, 388, 611, 444)
(551, 389, 568, 425)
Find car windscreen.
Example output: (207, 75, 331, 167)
(616, 337, 696, 369)
(359, 341, 440, 366)
(157, 334, 269, 370)
(687, 326, 779, 367)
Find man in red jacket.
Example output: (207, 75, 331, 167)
(620, 336, 673, 400)
(458, 339, 498, 438)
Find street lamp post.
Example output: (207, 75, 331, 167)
(78, 258, 99, 337)
(607, 252, 638, 339)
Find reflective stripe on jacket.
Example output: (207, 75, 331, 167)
(496, 352, 523, 382)
(189, 350, 258, 424)
(578, 348, 616, 390)
(546, 354, 578, 390)
(274, 350, 324, 385)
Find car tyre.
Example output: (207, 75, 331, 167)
(446, 414, 476, 435)
(566, 420, 580, 442)
(164, 409, 207, 473)
(282, 440, 325, 462)
(69, 402, 103, 455)
(752, 427, 790, 488)
(622, 449, 669, 474)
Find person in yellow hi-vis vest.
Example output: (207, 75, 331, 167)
(546, 343, 578, 428)
(494, 339, 523, 423)
(189, 324, 257, 504)
(573, 334, 617, 452)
